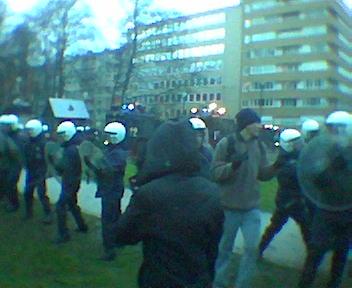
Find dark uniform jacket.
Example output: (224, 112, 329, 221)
(86, 144, 127, 199)
(55, 135, 82, 189)
(24, 134, 47, 177)
(115, 120, 224, 288)
(275, 150, 304, 209)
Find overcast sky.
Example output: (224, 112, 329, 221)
(4, 0, 352, 52)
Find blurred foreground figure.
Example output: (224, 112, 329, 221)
(23, 119, 52, 223)
(84, 122, 127, 261)
(297, 111, 352, 288)
(49, 121, 88, 244)
(114, 120, 224, 288)
(259, 129, 311, 258)
(0, 114, 24, 212)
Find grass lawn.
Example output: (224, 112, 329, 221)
(1, 162, 351, 287)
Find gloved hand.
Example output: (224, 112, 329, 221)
(47, 154, 54, 163)
(231, 152, 248, 171)
(273, 155, 286, 169)
(83, 156, 90, 165)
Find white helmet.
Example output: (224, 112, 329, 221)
(56, 121, 76, 141)
(25, 119, 43, 138)
(0, 114, 9, 124)
(279, 129, 302, 153)
(326, 111, 352, 136)
(189, 118, 206, 130)
(301, 119, 320, 140)
(104, 122, 126, 144)
(326, 111, 352, 125)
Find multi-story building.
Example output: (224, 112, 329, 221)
(241, 0, 352, 126)
(64, 49, 119, 127)
(125, 6, 242, 119)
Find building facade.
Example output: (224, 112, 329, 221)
(125, 6, 242, 119)
(241, 0, 352, 126)
(64, 50, 119, 128)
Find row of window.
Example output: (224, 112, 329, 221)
(246, 44, 330, 59)
(242, 97, 329, 108)
(138, 60, 223, 77)
(134, 44, 225, 63)
(244, 0, 327, 13)
(243, 61, 330, 75)
(244, 25, 328, 44)
(242, 80, 352, 95)
(131, 92, 222, 105)
(138, 13, 226, 40)
(139, 28, 225, 51)
(244, 9, 329, 28)
(152, 77, 222, 89)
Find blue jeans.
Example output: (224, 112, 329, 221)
(213, 208, 261, 288)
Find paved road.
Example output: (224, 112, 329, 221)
(17, 172, 338, 272)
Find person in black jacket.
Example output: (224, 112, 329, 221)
(84, 122, 127, 261)
(114, 120, 224, 288)
(0, 114, 25, 212)
(23, 119, 52, 223)
(49, 121, 88, 244)
(259, 129, 310, 258)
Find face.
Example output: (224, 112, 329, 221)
(195, 130, 205, 148)
(245, 122, 262, 139)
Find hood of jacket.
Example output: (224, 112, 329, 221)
(139, 120, 201, 182)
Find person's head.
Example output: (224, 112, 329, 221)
(56, 121, 76, 142)
(279, 128, 303, 154)
(25, 119, 43, 138)
(189, 117, 206, 148)
(301, 119, 320, 142)
(235, 108, 261, 139)
(326, 111, 352, 136)
(104, 122, 126, 145)
(0, 114, 19, 133)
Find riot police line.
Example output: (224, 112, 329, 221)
(0, 109, 351, 287)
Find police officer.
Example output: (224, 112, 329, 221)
(23, 119, 52, 223)
(49, 121, 88, 244)
(298, 111, 352, 288)
(301, 119, 320, 143)
(84, 122, 127, 261)
(189, 117, 213, 178)
(0, 114, 24, 212)
(259, 129, 310, 258)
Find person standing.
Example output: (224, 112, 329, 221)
(211, 108, 275, 288)
(114, 120, 224, 288)
(23, 119, 52, 223)
(84, 122, 127, 261)
(49, 121, 88, 244)
(297, 111, 352, 288)
(258, 129, 311, 258)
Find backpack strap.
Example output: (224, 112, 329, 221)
(226, 134, 236, 159)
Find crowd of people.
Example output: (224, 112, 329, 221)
(0, 108, 351, 288)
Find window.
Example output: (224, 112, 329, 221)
(189, 94, 194, 102)
(210, 78, 216, 85)
(216, 93, 221, 100)
(210, 93, 215, 101)
(196, 94, 201, 101)
(202, 93, 208, 101)
(281, 98, 297, 107)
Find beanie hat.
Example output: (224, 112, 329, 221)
(235, 108, 261, 131)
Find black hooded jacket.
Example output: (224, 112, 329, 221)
(115, 120, 224, 288)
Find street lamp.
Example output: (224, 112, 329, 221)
(208, 102, 217, 111)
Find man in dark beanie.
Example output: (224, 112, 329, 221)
(212, 108, 276, 288)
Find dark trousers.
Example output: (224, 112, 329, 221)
(298, 208, 352, 288)
(24, 172, 51, 215)
(6, 167, 21, 209)
(56, 182, 86, 237)
(259, 205, 311, 255)
(101, 195, 121, 252)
